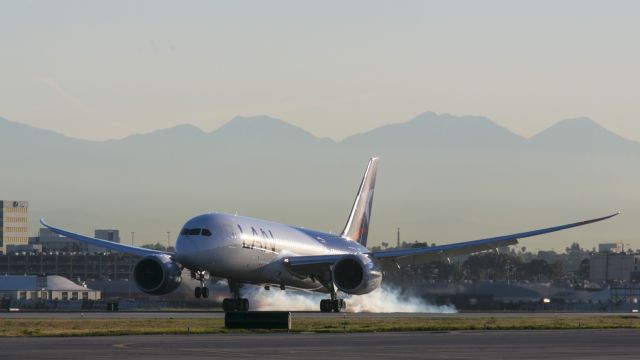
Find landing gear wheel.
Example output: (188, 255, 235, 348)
(317, 272, 346, 313)
(320, 299, 331, 312)
(333, 299, 346, 312)
(192, 270, 209, 299)
(222, 280, 247, 311)
(222, 298, 250, 312)
(320, 298, 346, 312)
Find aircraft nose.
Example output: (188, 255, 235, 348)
(175, 236, 201, 265)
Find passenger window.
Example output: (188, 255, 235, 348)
(189, 228, 201, 236)
(202, 229, 212, 236)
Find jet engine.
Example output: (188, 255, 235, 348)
(133, 254, 182, 295)
(332, 254, 382, 295)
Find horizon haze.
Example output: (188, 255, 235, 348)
(0, 111, 635, 252)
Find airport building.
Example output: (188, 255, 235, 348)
(0, 274, 101, 301)
(0, 200, 29, 255)
(90, 229, 120, 254)
(589, 252, 640, 283)
(598, 242, 626, 254)
(28, 228, 121, 254)
(33, 227, 89, 253)
(0, 253, 135, 281)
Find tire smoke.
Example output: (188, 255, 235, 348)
(244, 285, 456, 313)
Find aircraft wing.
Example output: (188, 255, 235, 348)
(40, 218, 171, 257)
(371, 212, 619, 266)
(284, 213, 618, 272)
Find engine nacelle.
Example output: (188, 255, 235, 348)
(133, 254, 182, 295)
(332, 254, 382, 295)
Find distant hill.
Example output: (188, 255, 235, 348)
(529, 117, 640, 154)
(0, 113, 636, 250)
(212, 115, 334, 145)
(342, 112, 525, 151)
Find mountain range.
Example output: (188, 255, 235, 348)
(1, 112, 637, 250)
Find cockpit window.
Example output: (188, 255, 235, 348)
(188, 228, 201, 236)
(180, 228, 189, 235)
(202, 228, 212, 236)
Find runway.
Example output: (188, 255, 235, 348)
(1, 329, 639, 359)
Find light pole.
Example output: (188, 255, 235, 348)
(129, 231, 134, 299)
(167, 231, 171, 250)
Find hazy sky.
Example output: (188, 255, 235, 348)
(1, 0, 639, 141)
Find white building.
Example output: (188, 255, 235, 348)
(0, 275, 101, 301)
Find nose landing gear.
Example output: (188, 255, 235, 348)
(192, 270, 210, 299)
(194, 286, 209, 298)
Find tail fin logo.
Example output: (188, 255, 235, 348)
(341, 157, 379, 247)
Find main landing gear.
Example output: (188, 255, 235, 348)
(192, 270, 209, 299)
(222, 280, 249, 312)
(320, 298, 346, 313)
(318, 275, 346, 313)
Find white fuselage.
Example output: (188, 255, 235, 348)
(174, 213, 368, 291)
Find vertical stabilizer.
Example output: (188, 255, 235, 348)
(341, 157, 379, 247)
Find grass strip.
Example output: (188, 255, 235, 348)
(1, 316, 640, 337)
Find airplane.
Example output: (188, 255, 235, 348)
(41, 157, 618, 312)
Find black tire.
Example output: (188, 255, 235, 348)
(222, 298, 232, 312)
(332, 299, 345, 312)
(195, 286, 202, 298)
(320, 299, 331, 312)
(202, 287, 209, 298)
